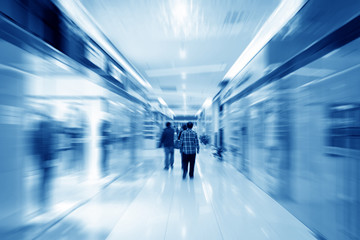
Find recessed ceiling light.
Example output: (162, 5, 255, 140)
(173, 2, 188, 22)
(179, 48, 187, 59)
(181, 72, 187, 79)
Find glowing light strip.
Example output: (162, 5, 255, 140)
(158, 97, 167, 106)
(168, 109, 175, 117)
(224, 0, 307, 81)
(157, 97, 175, 118)
(202, 98, 212, 108)
(56, 0, 152, 89)
(196, 97, 212, 116)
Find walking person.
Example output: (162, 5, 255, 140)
(34, 114, 58, 211)
(159, 122, 175, 170)
(179, 122, 199, 179)
(178, 124, 187, 170)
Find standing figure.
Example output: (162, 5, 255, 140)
(159, 122, 175, 170)
(34, 115, 58, 210)
(70, 109, 87, 173)
(179, 122, 199, 179)
(69, 126, 85, 172)
(100, 120, 112, 177)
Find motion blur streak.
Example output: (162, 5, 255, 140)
(0, 0, 360, 240)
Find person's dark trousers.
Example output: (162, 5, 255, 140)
(164, 147, 174, 169)
(101, 146, 109, 177)
(183, 153, 196, 178)
(181, 153, 185, 169)
(40, 166, 52, 209)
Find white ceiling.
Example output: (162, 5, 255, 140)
(78, 0, 281, 116)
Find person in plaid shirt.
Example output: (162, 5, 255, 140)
(179, 122, 200, 179)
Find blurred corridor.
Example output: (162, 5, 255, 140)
(1, 0, 360, 239)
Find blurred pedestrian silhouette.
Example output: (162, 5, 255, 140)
(69, 108, 87, 173)
(159, 122, 174, 170)
(100, 119, 112, 177)
(178, 124, 187, 169)
(179, 122, 199, 179)
(33, 114, 58, 210)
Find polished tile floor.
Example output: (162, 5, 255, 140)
(36, 149, 316, 240)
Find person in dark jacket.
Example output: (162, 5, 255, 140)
(159, 122, 175, 170)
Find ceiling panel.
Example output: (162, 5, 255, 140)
(79, 0, 281, 115)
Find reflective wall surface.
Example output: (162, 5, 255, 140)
(201, 1, 360, 239)
(0, 31, 150, 235)
(0, 4, 158, 236)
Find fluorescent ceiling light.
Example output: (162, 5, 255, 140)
(179, 48, 187, 59)
(224, 0, 307, 81)
(333, 105, 357, 111)
(51, 58, 71, 71)
(146, 64, 226, 77)
(169, 109, 175, 116)
(56, 0, 152, 89)
(173, 2, 188, 22)
(202, 98, 212, 109)
(158, 97, 167, 106)
(181, 72, 187, 79)
(195, 97, 212, 116)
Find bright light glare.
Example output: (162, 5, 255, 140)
(224, 0, 307, 81)
(181, 226, 187, 238)
(196, 98, 212, 115)
(179, 48, 187, 59)
(169, 109, 175, 116)
(202, 98, 212, 108)
(158, 97, 167, 106)
(181, 72, 187, 79)
(51, 58, 71, 71)
(173, 2, 188, 22)
(245, 205, 255, 216)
